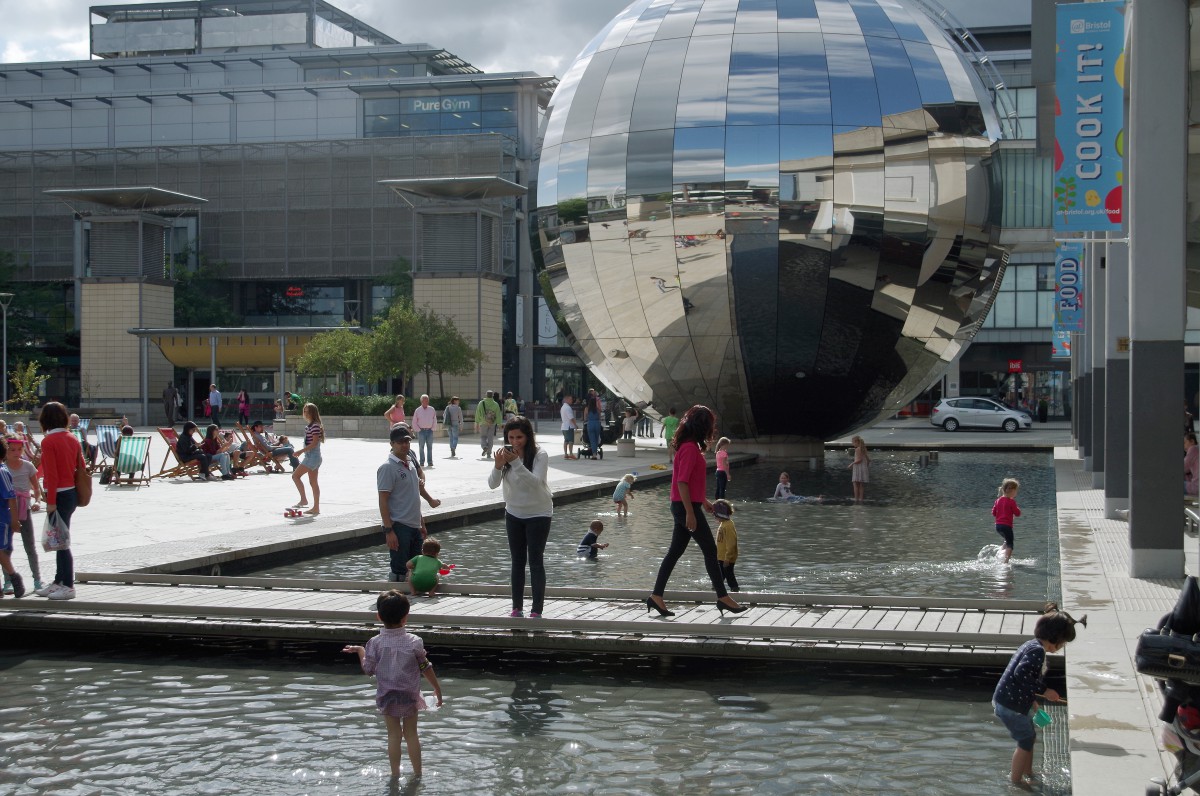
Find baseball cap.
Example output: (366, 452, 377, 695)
(390, 426, 414, 443)
(250, 420, 264, 429)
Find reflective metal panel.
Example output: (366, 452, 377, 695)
(537, 0, 1007, 442)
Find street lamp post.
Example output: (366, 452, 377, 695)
(0, 293, 14, 412)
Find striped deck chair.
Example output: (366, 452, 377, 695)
(154, 427, 207, 480)
(111, 433, 152, 487)
(95, 424, 120, 467)
(70, 427, 100, 473)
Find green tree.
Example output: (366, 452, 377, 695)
(9, 360, 49, 411)
(295, 325, 369, 392)
(169, 253, 242, 327)
(417, 309, 484, 396)
(363, 299, 427, 385)
(556, 198, 588, 225)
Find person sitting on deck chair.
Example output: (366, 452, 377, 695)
(68, 414, 96, 465)
(249, 420, 299, 471)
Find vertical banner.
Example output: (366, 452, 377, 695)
(1053, 1, 1126, 231)
(1053, 240, 1085, 359)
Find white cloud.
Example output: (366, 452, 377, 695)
(0, 0, 630, 76)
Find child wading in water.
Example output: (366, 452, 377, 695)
(344, 590, 444, 780)
(713, 499, 739, 592)
(577, 519, 608, 558)
(613, 473, 636, 516)
(407, 538, 447, 597)
(992, 603, 1085, 788)
(992, 478, 1021, 562)
(714, 437, 731, 499)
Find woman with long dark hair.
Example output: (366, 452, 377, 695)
(647, 405, 747, 617)
(487, 415, 553, 618)
(33, 401, 86, 600)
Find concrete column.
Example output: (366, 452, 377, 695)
(1075, 328, 1084, 441)
(1078, 312, 1092, 459)
(1089, 242, 1106, 487)
(1128, 0, 1187, 577)
(1104, 237, 1130, 517)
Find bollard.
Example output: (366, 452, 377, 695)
(809, 457, 820, 470)
(918, 453, 930, 468)
(929, 451, 938, 462)
(617, 438, 636, 458)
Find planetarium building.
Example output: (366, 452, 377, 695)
(536, 0, 1009, 445)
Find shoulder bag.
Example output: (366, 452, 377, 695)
(74, 453, 92, 507)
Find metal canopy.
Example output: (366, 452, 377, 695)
(43, 187, 207, 210)
(128, 326, 357, 369)
(379, 176, 527, 202)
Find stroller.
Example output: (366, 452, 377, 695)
(577, 440, 604, 460)
(1140, 577, 1200, 795)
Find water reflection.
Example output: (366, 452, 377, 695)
(0, 639, 1066, 795)
(259, 453, 1058, 603)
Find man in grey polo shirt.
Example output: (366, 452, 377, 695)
(377, 425, 434, 581)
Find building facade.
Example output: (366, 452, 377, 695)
(0, 0, 575, 416)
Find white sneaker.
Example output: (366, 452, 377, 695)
(47, 587, 75, 600)
(34, 583, 61, 597)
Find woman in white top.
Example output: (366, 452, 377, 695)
(487, 415, 552, 618)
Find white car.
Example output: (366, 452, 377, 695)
(930, 398, 1033, 432)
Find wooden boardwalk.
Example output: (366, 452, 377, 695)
(0, 573, 1049, 667)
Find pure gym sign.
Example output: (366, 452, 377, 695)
(1053, 1, 1126, 231)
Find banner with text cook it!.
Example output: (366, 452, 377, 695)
(1054, 1, 1126, 232)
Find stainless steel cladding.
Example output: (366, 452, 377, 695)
(535, 0, 1007, 442)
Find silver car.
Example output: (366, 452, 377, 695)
(930, 398, 1033, 433)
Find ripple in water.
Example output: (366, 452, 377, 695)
(0, 640, 1068, 795)
(257, 453, 1058, 603)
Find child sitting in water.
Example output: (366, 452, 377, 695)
(773, 472, 793, 499)
(406, 538, 447, 596)
(613, 473, 636, 516)
(577, 520, 608, 559)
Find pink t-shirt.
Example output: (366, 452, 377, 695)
(715, 449, 729, 473)
(992, 496, 1021, 526)
(670, 441, 707, 503)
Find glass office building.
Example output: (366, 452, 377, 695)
(0, 0, 565, 408)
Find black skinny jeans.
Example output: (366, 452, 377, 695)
(653, 501, 728, 599)
(505, 512, 552, 614)
(52, 487, 78, 588)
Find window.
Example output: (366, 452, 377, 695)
(984, 262, 1055, 330)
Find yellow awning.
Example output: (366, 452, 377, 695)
(128, 327, 358, 369)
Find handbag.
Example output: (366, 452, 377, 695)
(1135, 626, 1200, 684)
(99, 466, 113, 485)
(74, 455, 92, 507)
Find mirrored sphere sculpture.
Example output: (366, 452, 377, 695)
(535, 0, 1006, 442)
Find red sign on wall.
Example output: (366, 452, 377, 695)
(1008, 359, 1023, 373)
(285, 286, 304, 298)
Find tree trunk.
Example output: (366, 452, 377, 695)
(437, 371, 445, 398)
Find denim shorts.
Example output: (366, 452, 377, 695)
(562, 429, 575, 443)
(994, 701, 1036, 751)
(301, 450, 322, 470)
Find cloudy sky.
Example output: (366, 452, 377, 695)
(0, 0, 636, 78)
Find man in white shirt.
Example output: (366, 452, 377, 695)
(411, 393, 439, 468)
(560, 395, 578, 460)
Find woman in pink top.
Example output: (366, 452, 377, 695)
(646, 405, 747, 617)
(384, 395, 406, 428)
(713, 436, 731, 500)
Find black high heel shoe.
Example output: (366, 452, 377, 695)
(646, 596, 675, 617)
(716, 599, 748, 615)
